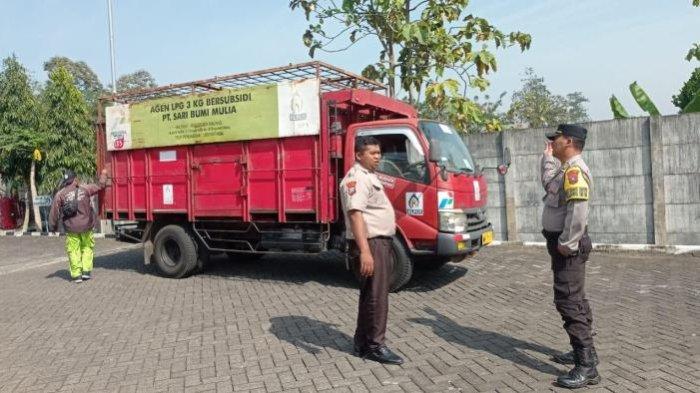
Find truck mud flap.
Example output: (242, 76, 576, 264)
(143, 239, 154, 265)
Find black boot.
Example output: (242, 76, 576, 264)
(552, 347, 599, 366)
(556, 347, 601, 389)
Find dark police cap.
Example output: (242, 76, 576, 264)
(546, 124, 587, 141)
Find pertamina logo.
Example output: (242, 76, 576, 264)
(438, 191, 454, 210)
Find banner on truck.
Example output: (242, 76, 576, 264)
(105, 78, 320, 151)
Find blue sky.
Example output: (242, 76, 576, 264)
(1, 0, 698, 120)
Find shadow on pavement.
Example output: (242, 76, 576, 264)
(409, 307, 563, 376)
(45, 248, 152, 281)
(269, 315, 354, 355)
(203, 251, 358, 289)
(403, 263, 468, 292)
(45, 245, 469, 293)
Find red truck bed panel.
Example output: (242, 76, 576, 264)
(104, 135, 325, 223)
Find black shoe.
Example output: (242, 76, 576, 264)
(552, 347, 599, 366)
(556, 348, 601, 389)
(81, 271, 91, 281)
(353, 344, 365, 357)
(362, 346, 404, 365)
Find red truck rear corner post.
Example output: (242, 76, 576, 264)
(96, 61, 507, 291)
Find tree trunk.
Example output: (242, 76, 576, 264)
(21, 190, 29, 232)
(30, 160, 42, 232)
(387, 44, 396, 98)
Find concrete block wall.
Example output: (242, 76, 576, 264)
(464, 113, 700, 246)
(660, 114, 700, 245)
(464, 133, 506, 240)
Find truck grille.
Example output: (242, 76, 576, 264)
(466, 210, 490, 232)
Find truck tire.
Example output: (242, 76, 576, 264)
(350, 237, 413, 292)
(153, 225, 198, 278)
(389, 236, 413, 292)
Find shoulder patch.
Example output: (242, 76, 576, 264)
(563, 166, 589, 202)
(346, 181, 357, 196)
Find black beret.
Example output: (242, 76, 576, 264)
(546, 124, 587, 141)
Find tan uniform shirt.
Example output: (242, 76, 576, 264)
(340, 162, 396, 239)
(541, 154, 592, 252)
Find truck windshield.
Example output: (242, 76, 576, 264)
(418, 121, 475, 173)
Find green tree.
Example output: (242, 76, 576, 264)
(506, 68, 589, 129)
(290, 0, 531, 132)
(43, 56, 104, 114)
(686, 43, 700, 62)
(419, 92, 506, 133)
(40, 66, 95, 195)
(470, 92, 507, 132)
(0, 55, 46, 231)
(116, 69, 157, 92)
(673, 68, 700, 111)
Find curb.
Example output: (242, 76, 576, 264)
(491, 240, 700, 256)
(0, 231, 115, 239)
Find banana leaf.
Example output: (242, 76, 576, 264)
(609, 95, 629, 119)
(629, 82, 660, 116)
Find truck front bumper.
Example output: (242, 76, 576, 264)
(436, 225, 494, 257)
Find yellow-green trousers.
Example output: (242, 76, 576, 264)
(65, 231, 95, 279)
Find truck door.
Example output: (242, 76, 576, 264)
(355, 126, 438, 231)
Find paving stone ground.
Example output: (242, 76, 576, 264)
(0, 237, 697, 392)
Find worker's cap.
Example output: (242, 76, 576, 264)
(62, 170, 76, 184)
(546, 124, 587, 141)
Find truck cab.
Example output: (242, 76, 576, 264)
(342, 118, 496, 289)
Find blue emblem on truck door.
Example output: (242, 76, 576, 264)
(438, 191, 454, 210)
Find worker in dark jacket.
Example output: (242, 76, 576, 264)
(49, 169, 108, 283)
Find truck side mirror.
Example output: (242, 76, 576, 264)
(428, 141, 449, 181)
(428, 140, 442, 163)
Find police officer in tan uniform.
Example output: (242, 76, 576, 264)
(339, 136, 403, 365)
(541, 124, 599, 388)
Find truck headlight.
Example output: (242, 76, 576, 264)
(439, 211, 467, 233)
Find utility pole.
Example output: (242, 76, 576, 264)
(107, 0, 117, 93)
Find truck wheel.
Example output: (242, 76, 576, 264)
(153, 225, 198, 278)
(389, 236, 413, 292)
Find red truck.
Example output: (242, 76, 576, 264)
(96, 62, 507, 291)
